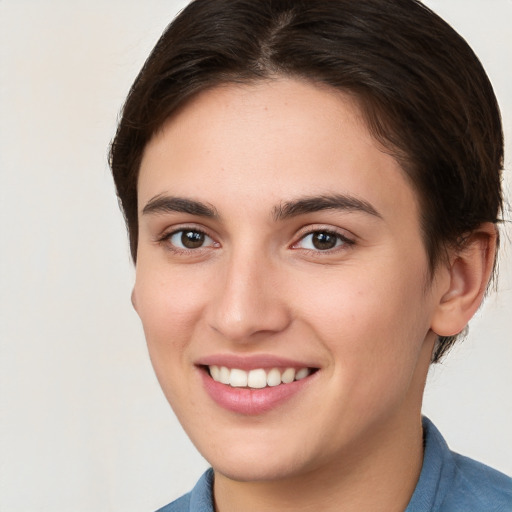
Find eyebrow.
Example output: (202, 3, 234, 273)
(141, 193, 381, 221)
(142, 195, 218, 218)
(272, 194, 382, 221)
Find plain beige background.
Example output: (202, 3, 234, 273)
(1, 1, 510, 511)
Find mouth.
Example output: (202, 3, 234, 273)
(204, 365, 317, 389)
(197, 358, 319, 415)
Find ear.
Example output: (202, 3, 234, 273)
(431, 223, 497, 337)
(131, 288, 138, 312)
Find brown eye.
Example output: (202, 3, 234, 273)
(311, 232, 337, 250)
(182, 230, 205, 248)
(296, 230, 350, 251)
(169, 229, 214, 249)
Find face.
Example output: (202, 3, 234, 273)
(134, 79, 443, 483)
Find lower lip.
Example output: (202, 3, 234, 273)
(199, 369, 316, 415)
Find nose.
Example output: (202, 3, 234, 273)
(207, 248, 292, 343)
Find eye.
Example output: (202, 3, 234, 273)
(295, 230, 351, 251)
(167, 229, 216, 250)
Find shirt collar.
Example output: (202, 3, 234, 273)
(188, 467, 215, 512)
(405, 416, 454, 511)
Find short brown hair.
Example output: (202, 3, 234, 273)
(109, 0, 503, 361)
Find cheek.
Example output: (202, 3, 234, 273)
(295, 260, 428, 333)
(133, 264, 209, 374)
(293, 261, 432, 390)
(132, 267, 212, 423)
(136, 260, 207, 323)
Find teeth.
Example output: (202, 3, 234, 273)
(209, 366, 312, 388)
(210, 365, 220, 381)
(229, 368, 248, 387)
(247, 369, 267, 389)
(295, 368, 310, 380)
(219, 366, 230, 385)
(267, 368, 281, 387)
(281, 368, 296, 383)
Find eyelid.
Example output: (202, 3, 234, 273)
(156, 224, 220, 252)
(291, 225, 355, 251)
(154, 223, 354, 253)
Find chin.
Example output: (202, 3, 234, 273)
(191, 430, 321, 483)
(211, 456, 313, 483)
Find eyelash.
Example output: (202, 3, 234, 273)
(157, 227, 217, 254)
(157, 227, 355, 254)
(292, 228, 355, 253)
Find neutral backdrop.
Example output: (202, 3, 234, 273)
(1, 1, 511, 511)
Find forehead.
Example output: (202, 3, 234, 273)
(138, 78, 420, 224)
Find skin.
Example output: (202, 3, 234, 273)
(133, 78, 495, 512)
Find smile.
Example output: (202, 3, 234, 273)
(198, 359, 319, 415)
(208, 365, 312, 389)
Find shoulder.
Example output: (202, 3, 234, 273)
(155, 493, 191, 512)
(154, 469, 215, 512)
(443, 452, 512, 511)
(408, 417, 512, 512)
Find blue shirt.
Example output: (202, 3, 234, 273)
(156, 417, 512, 511)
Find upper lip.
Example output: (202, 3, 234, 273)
(195, 353, 320, 371)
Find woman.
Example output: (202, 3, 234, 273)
(109, 0, 512, 510)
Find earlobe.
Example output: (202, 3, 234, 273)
(131, 288, 138, 312)
(431, 223, 497, 337)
